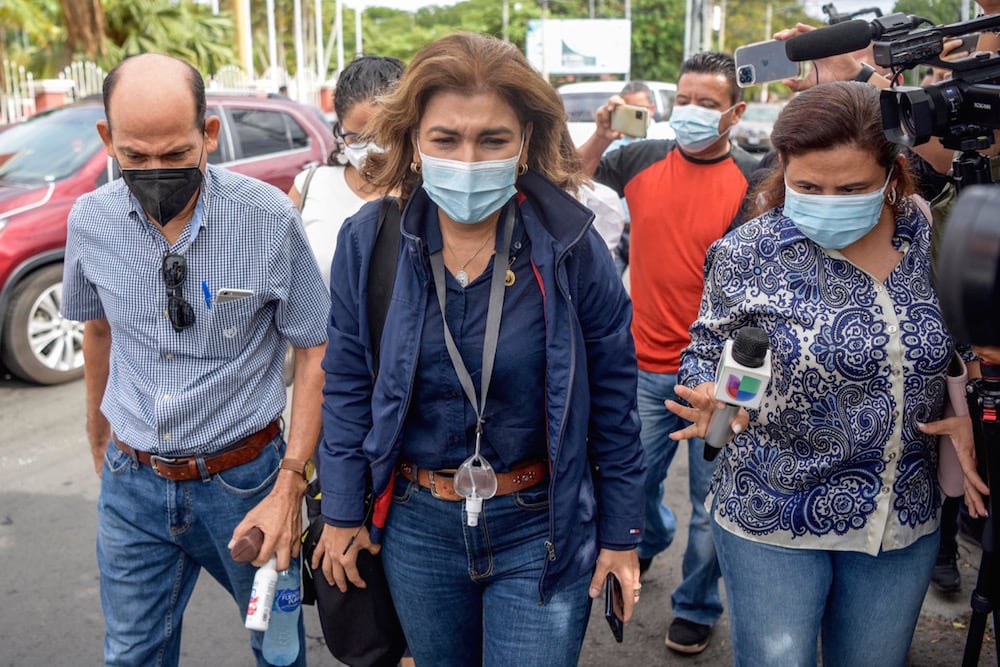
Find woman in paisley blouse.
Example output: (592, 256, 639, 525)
(666, 81, 978, 666)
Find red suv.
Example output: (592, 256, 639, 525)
(0, 94, 335, 384)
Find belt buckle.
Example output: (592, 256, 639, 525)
(149, 454, 178, 476)
(427, 470, 446, 500)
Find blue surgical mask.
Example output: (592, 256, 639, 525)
(418, 137, 523, 224)
(784, 170, 893, 250)
(669, 103, 735, 152)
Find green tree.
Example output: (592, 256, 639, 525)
(102, 0, 236, 74)
(892, 0, 964, 25)
(1, 0, 64, 78)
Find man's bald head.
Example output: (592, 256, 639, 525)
(102, 54, 206, 134)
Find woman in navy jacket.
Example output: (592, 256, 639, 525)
(312, 33, 645, 665)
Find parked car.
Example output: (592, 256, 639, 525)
(732, 102, 783, 153)
(557, 80, 677, 147)
(0, 93, 335, 384)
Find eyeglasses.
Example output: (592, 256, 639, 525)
(336, 124, 371, 149)
(162, 253, 196, 333)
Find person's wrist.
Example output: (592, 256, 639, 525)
(278, 457, 314, 482)
(853, 62, 876, 83)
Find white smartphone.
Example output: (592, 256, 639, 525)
(610, 104, 649, 138)
(735, 39, 803, 87)
(216, 288, 254, 304)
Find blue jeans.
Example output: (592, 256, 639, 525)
(97, 436, 306, 667)
(636, 369, 722, 627)
(713, 519, 939, 667)
(380, 477, 593, 666)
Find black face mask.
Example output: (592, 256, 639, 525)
(121, 166, 204, 226)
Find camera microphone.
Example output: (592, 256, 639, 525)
(784, 13, 922, 62)
(704, 327, 772, 461)
(785, 20, 872, 61)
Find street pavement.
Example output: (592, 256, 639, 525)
(0, 371, 994, 665)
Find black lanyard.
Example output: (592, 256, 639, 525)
(428, 206, 516, 444)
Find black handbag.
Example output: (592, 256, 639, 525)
(299, 196, 405, 667)
(300, 482, 406, 667)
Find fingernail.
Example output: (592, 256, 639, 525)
(732, 424, 743, 435)
(915, 421, 926, 429)
(227, 539, 235, 549)
(589, 587, 600, 598)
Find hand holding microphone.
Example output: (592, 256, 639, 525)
(703, 327, 772, 461)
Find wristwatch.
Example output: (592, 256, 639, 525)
(278, 458, 315, 482)
(854, 62, 876, 83)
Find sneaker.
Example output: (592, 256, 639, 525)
(930, 552, 961, 593)
(638, 556, 653, 576)
(665, 617, 711, 654)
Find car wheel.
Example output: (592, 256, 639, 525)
(1, 264, 85, 385)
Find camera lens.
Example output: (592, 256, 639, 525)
(738, 65, 753, 85)
(635, 110, 642, 119)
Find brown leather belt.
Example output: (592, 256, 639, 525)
(114, 420, 281, 481)
(399, 458, 548, 501)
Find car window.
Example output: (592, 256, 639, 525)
(207, 105, 232, 165)
(0, 105, 105, 184)
(228, 108, 310, 159)
(743, 105, 782, 122)
(560, 92, 615, 122)
(654, 90, 675, 122)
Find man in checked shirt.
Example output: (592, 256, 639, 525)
(61, 53, 329, 666)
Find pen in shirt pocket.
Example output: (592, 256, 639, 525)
(201, 281, 212, 309)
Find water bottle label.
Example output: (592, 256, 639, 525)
(273, 588, 301, 612)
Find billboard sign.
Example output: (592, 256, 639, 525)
(525, 19, 632, 76)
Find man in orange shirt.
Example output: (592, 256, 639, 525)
(579, 51, 755, 655)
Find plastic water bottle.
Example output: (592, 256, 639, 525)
(245, 556, 278, 631)
(262, 555, 301, 665)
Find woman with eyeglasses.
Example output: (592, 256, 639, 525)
(288, 55, 404, 286)
(311, 32, 645, 665)
(667, 81, 978, 666)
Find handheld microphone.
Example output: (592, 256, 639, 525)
(703, 327, 771, 462)
(784, 13, 921, 62)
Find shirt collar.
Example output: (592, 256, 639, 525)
(125, 165, 211, 245)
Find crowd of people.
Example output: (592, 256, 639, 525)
(60, 3, 1000, 665)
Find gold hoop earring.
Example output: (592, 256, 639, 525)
(517, 162, 528, 176)
(410, 161, 421, 174)
(886, 186, 898, 206)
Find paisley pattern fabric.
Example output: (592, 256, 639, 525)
(679, 198, 950, 555)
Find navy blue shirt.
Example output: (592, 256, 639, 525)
(401, 205, 547, 472)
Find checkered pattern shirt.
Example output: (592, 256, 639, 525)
(62, 165, 329, 455)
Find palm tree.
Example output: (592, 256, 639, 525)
(0, 0, 63, 79)
(102, 0, 236, 75)
(60, 0, 106, 60)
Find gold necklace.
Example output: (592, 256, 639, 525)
(445, 233, 494, 287)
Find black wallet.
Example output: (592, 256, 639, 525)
(604, 572, 624, 642)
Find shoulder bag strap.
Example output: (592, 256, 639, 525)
(367, 196, 402, 377)
(297, 165, 319, 211)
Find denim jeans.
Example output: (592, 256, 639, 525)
(636, 369, 722, 627)
(713, 518, 939, 667)
(380, 477, 593, 666)
(97, 436, 306, 667)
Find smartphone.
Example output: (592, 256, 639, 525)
(958, 32, 981, 54)
(604, 573, 624, 643)
(216, 288, 254, 304)
(735, 39, 803, 87)
(610, 104, 648, 138)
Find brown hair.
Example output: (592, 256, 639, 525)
(748, 81, 916, 218)
(364, 32, 583, 201)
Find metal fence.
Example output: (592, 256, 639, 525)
(62, 61, 106, 100)
(1, 61, 35, 124)
(1, 59, 322, 126)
